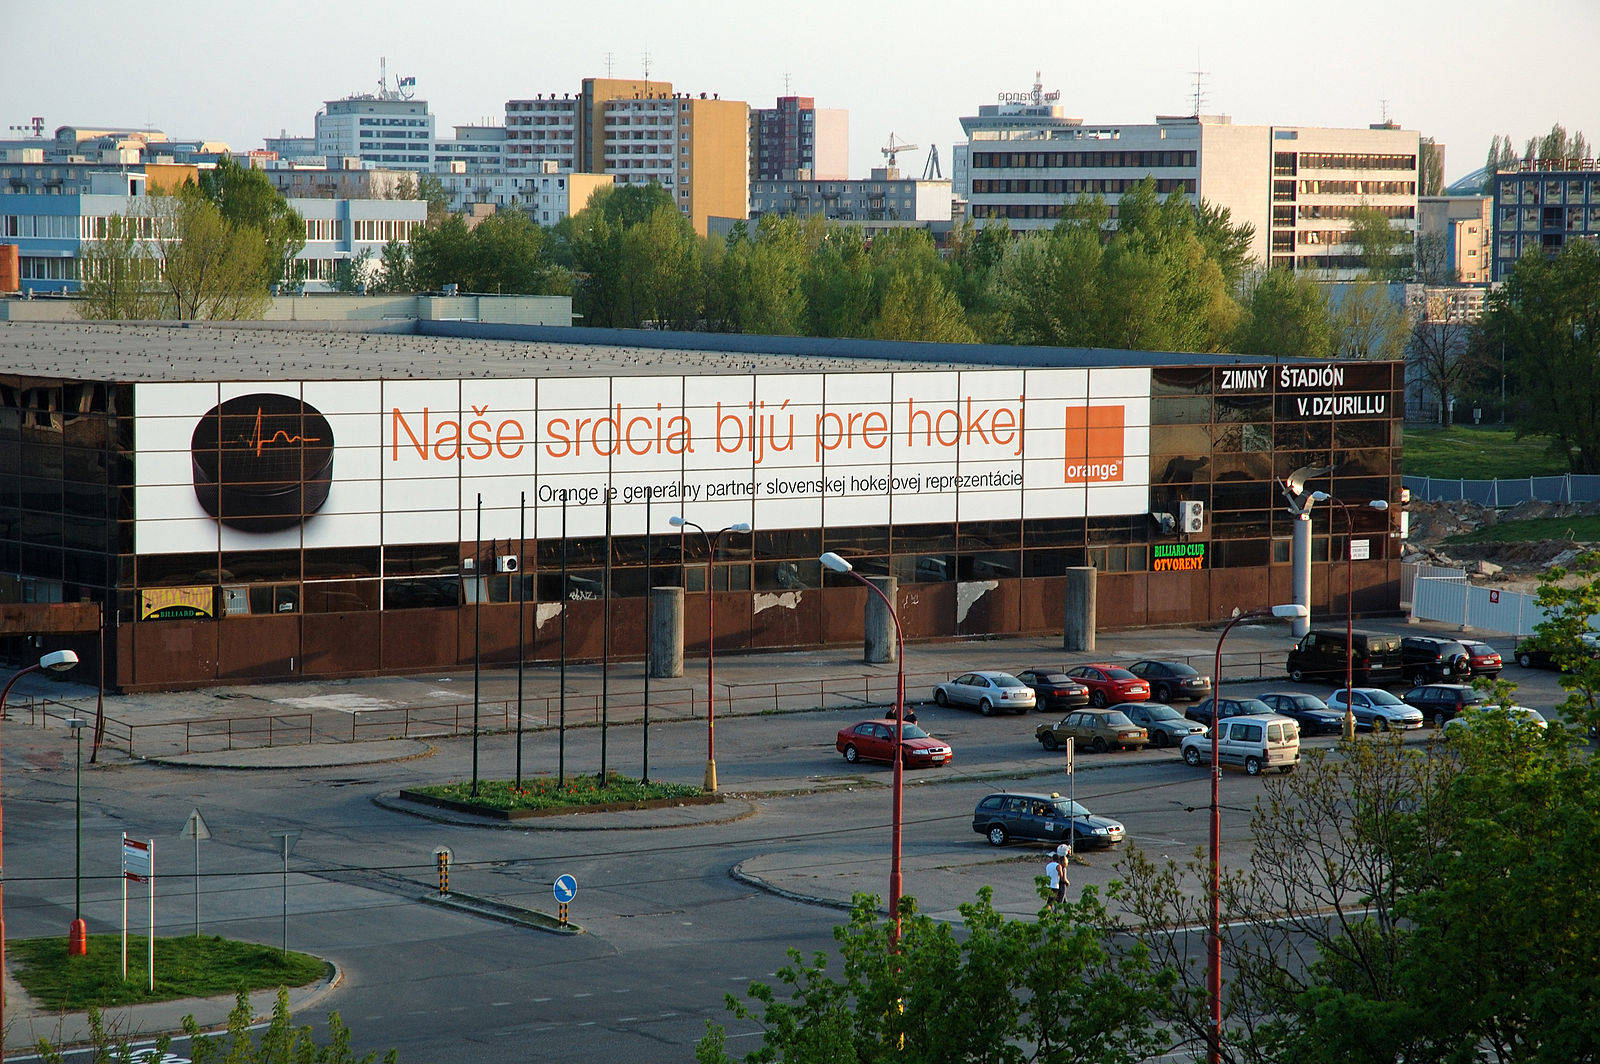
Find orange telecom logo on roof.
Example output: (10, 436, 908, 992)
(1063, 405, 1125, 483)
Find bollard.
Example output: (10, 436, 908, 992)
(434, 846, 452, 895)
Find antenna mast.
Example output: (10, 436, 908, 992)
(1190, 61, 1208, 117)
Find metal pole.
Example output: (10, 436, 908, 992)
(855, 575, 904, 941)
(705, 526, 718, 793)
(559, 494, 567, 787)
(516, 491, 525, 790)
(471, 493, 481, 798)
(601, 490, 611, 781)
(280, 835, 289, 957)
(193, 830, 199, 937)
(74, 722, 82, 919)
(643, 493, 652, 782)
(1210, 610, 1253, 1064)
(1343, 500, 1357, 740)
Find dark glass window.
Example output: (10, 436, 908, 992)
(221, 550, 300, 583)
(957, 520, 1020, 551)
(384, 543, 459, 576)
(1151, 367, 1211, 395)
(754, 528, 821, 560)
(1152, 396, 1211, 425)
(303, 579, 380, 612)
(305, 546, 380, 579)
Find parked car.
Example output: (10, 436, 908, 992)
(1286, 628, 1404, 685)
(1514, 631, 1600, 670)
(1127, 659, 1212, 703)
(1255, 691, 1346, 736)
(971, 790, 1125, 849)
(1179, 714, 1301, 776)
(1122, 702, 1207, 748)
(1458, 639, 1504, 679)
(933, 671, 1037, 715)
(1064, 664, 1151, 707)
(1014, 668, 1091, 711)
(1186, 695, 1273, 728)
(1327, 687, 1425, 731)
(1442, 705, 1549, 733)
(1400, 683, 1489, 727)
(1400, 636, 1473, 687)
(836, 720, 953, 768)
(1035, 708, 1149, 753)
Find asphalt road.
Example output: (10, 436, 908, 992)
(4, 659, 1583, 1063)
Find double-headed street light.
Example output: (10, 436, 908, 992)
(819, 551, 907, 943)
(669, 516, 751, 792)
(1209, 607, 1304, 1064)
(0, 649, 81, 1038)
(1309, 492, 1390, 740)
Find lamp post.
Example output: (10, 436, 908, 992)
(0, 649, 81, 1038)
(669, 516, 751, 792)
(1209, 607, 1303, 1064)
(819, 551, 907, 942)
(1309, 493, 1390, 740)
(67, 717, 87, 956)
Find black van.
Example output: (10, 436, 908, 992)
(1286, 629, 1404, 686)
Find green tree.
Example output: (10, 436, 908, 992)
(1347, 203, 1412, 281)
(196, 157, 306, 284)
(374, 238, 413, 293)
(801, 226, 878, 338)
(1193, 200, 1256, 291)
(415, 173, 450, 225)
(408, 214, 476, 292)
(1407, 291, 1478, 424)
(1418, 137, 1444, 197)
(1525, 548, 1600, 733)
(1328, 280, 1407, 360)
(461, 209, 566, 294)
(699, 887, 1171, 1064)
(1525, 122, 1591, 165)
(1232, 268, 1332, 360)
(706, 214, 813, 335)
(944, 218, 1013, 341)
(1480, 240, 1600, 473)
(76, 207, 167, 319)
(331, 248, 375, 294)
(1483, 133, 1522, 193)
(152, 191, 274, 320)
(865, 229, 977, 343)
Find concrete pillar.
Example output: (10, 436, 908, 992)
(650, 586, 684, 678)
(1063, 566, 1096, 653)
(1292, 511, 1312, 637)
(864, 576, 898, 664)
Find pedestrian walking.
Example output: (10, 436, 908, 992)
(1044, 843, 1071, 906)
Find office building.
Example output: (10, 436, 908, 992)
(1418, 195, 1492, 283)
(1490, 160, 1600, 281)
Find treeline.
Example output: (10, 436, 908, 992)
(372, 180, 1409, 361)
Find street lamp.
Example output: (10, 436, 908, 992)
(67, 717, 87, 956)
(819, 551, 907, 942)
(669, 516, 751, 792)
(1209, 607, 1303, 1064)
(0, 649, 81, 1038)
(1309, 493, 1390, 740)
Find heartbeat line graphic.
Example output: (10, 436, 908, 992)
(226, 406, 324, 456)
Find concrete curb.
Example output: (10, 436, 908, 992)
(371, 790, 761, 830)
(419, 891, 581, 935)
(142, 739, 436, 771)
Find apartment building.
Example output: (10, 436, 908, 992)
(749, 96, 848, 182)
(750, 167, 951, 224)
(1417, 195, 1492, 283)
(1491, 160, 1600, 280)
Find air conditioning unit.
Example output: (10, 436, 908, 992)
(1180, 501, 1205, 534)
(495, 555, 519, 573)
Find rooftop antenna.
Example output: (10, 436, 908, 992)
(642, 49, 651, 81)
(605, 51, 615, 78)
(1380, 97, 1390, 124)
(1190, 60, 1208, 117)
(380, 56, 388, 98)
(783, 69, 792, 96)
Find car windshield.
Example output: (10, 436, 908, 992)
(897, 723, 930, 740)
(1239, 698, 1272, 715)
(1141, 704, 1185, 722)
(1164, 662, 1197, 676)
(1105, 668, 1137, 680)
(1290, 695, 1328, 710)
(1036, 672, 1073, 684)
(1367, 690, 1405, 706)
(993, 674, 1026, 688)
(1049, 799, 1090, 818)
(1463, 642, 1495, 655)
(1103, 711, 1134, 726)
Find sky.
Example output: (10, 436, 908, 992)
(9, 0, 1599, 188)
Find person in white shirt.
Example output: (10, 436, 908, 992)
(1044, 843, 1071, 906)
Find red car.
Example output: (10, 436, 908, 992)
(1065, 664, 1151, 707)
(836, 720, 953, 768)
(1459, 640, 1503, 678)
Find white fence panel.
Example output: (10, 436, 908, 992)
(1406, 561, 1546, 636)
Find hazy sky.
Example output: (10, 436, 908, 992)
(9, 0, 1598, 187)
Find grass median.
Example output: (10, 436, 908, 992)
(409, 772, 704, 812)
(10, 934, 326, 1010)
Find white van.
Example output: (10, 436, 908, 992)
(1179, 714, 1300, 776)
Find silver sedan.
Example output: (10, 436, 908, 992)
(933, 671, 1038, 716)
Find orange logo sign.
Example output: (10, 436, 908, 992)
(1063, 405, 1125, 483)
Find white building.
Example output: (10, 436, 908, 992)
(315, 93, 435, 171)
(504, 96, 579, 172)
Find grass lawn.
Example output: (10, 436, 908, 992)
(1403, 425, 1571, 480)
(1445, 515, 1600, 545)
(9, 934, 326, 1010)
(411, 772, 702, 812)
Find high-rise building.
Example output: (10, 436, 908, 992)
(314, 73, 435, 171)
(749, 96, 848, 182)
(1490, 160, 1600, 281)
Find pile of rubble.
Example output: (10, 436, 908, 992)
(1403, 498, 1600, 592)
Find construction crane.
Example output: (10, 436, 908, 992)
(881, 133, 918, 170)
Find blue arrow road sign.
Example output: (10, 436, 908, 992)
(553, 874, 577, 903)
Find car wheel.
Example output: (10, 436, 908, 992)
(1411, 669, 1430, 687)
(1154, 683, 1172, 703)
(1517, 653, 1533, 669)
(1183, 744, 1203, 766)
(986, 825, 1007, 847)
(1245, 756, 1262, 776)
(1040, 733, 1059, 751)
(1091, 690, 1107, 708)
(1433, 710, 1447, 729)
(843, 744, 860, 764)
(979, 699, 994, 716)
(1151, 731, 1169, 749)
(1091, 736, 1109, 754)
(1375, 716, 1390, 732)
(934, 689, 950, 707)
(1289, 668, 1306, 683)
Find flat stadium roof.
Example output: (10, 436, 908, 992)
(0, 318, 1312, 383)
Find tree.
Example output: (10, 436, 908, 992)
(1232, 267, 1332, 360)
(76, 207, 167, 319)
(1328, 280, 1407, 360)
(331, 248, 376, 294)
(944, 218, 1013, 341)
(1347, 203, 1412, 281)
(373, 238, 414, 293)
(1480, 239, 1600, 473)
(1525, 122, 1591, 166)
(1406, 290, 1478, 424)
(1418, 137, 1444, 197)
(196, 157, 306, 284)
(152, 190, 274, 320)
(1483, 134, 1522, 193)
(706, 214, 814, 335)
(1193, 200, 1257, 291)
(1414, 230, 1454, 286)
(698, 887, 1171, 1064)
(415, 173, 449, 225)
(1525, 548, 1600, 734)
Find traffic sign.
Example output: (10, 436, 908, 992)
(179, 809, 211, 841)
(553, 874, 578, 903)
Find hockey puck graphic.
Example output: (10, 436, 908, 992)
(191, 393, 334, 532)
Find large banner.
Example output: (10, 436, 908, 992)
(133, 368, 1152, 553)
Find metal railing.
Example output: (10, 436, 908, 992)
(1403, 473, 1600, 506)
